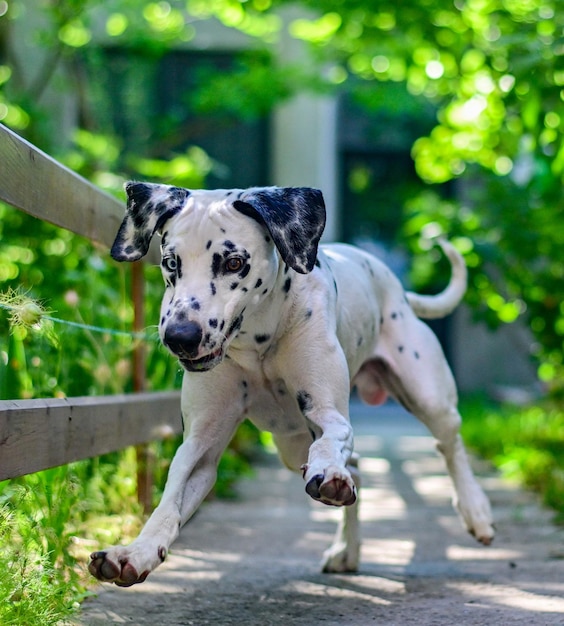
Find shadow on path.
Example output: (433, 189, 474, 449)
(79, 401, 564, 625)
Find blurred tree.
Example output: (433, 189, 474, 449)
(279, 0, 564, 393)
(1, 0, 563, 393)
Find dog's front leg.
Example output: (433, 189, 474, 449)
(89, 373, 243, 587)
(284, 345, 356, 507)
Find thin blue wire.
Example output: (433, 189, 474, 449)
(0, 301, 155, 342)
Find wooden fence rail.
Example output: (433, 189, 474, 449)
(0, 393, 182, 481)
(0, 124, 181, 487)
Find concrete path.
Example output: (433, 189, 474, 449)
(80, 401, 564, 625)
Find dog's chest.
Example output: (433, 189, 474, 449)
(245, 376, 307, 434)
(225, 344, 308, 434)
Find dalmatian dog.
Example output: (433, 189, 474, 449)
(89, 182, 494, 587)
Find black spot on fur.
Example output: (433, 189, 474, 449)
(254, 334, 271, 344)
(239, 263, 251, 279)
(254, 278, 263, 289)
(210, 282, 216, 296)
(414, 351, 420, 359)
(230, 282, 239, 290)
(223, 240, 236, 250)
(209, 318, 218, 328)
(398, 345, 404, 353)
(211, 253, 222, 279)
(315, 258, 321, 268)
(220, 320, 225, 331)
(190, 298, 200, 311)
(305, 309, 313, 319)
(297, 390, 313, 416)
(391, 312, 398, 320)
(357, 336, 364, 347)
(206, 240, 212, 250)
(227, 314, 243, 337)
(283, 277, 292, 293)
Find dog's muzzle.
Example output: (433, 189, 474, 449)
(162, 321, 223, 372)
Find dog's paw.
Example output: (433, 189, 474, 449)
(88, 544, 167, 587)
(321, 541, 360, 573)
(302, 465, 357, 506)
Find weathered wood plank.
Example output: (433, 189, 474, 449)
(0, 123, 161, 264)
(0, 123, 123, 249)
(0, 391, 183, 480)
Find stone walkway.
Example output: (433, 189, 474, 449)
(80, 402, 564, 625)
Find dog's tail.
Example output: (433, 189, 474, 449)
(406, 239, 467, 319)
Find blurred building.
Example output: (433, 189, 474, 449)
(5, 2, 537, 394)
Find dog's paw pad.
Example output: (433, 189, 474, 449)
(114, 561, 142, 587)
(304, 470, 356, 506)
(305, 474, 324, 499)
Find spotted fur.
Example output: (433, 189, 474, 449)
(90, 181, 494, 588)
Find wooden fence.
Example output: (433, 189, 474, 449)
(0, 124, 182, 506)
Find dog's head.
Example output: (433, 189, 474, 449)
(111, 182, 326, 371)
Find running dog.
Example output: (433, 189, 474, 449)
(89, 183, 494, 586)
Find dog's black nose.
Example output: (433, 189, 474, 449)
(163, 321, 203, 358)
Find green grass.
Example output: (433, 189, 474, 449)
(460, 395, 564, 521)
(0, 420, 262, 625)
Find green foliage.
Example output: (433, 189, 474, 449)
(0, 450, 147, 625)
(1, 0, 564, 616)
(460, 396, 564, 520)
(0, 476, 82, 626)
(274, 0, 564, 393)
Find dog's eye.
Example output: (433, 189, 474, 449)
(225, 257, 244, 273)
(163, 256, 178, 272)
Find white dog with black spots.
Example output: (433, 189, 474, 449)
(89, 183, 494, 587)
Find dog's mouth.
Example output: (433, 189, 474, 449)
(178, 347, 224, 373)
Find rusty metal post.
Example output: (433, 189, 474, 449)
(132, 260, 153, 514)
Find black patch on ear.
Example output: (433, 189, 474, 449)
(111, 182, 190, 262)
(233, 187, 326, 274)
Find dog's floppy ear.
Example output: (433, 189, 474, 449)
(111, 182, 190, 262)
(233, 187, 326, 274)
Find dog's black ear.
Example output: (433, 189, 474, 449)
(233, 187, 326, 274)
(111, 182, 190, 262)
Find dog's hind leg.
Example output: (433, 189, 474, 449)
(356, 317, 494, 545)
(321, 453, 361, 573)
